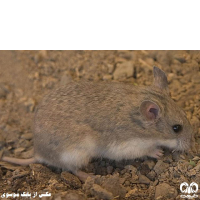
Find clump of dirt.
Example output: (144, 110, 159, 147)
(0, 50, 200, 199)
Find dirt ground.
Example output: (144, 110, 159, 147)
(0, 50, 199, 200)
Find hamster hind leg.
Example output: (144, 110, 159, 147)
(60, 135, 98, 181)
(60, 149, 95, 181)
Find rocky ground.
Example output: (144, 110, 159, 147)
(0, 50, 199, 200)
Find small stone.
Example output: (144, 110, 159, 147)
(3, 125, 20, 143)
(60, 73, 72, 85)
(124, 180, 130, 186)
(120, 169, 127, 175)
(154, 160, 169, 175)
(122, 172, 131, 180)
(107, 64, 114, 74)
(146, 170, 156, 181)
(174, 55, 186, 63)
(0, 84, 9, 99)
(61, 171, 82, 189)
(113, 61, 134, 80)
(18, 139, 31, 148)
(143, 160, 156, 170)
(131, 173, 139, 183)
(191, 72, 200, 83)
(187, 165, 194, 170)
(124, 165, 137, 173)
(24, 98, 36, 112)
(54, 195, 62, 200)
(90, 184, 113, 200)
(193, 161, 200, 171)
(21, 133, 33, 140)
(21, 148, 34, 159)
(180, 155, 185, 159)
(167, 73, 175, 83)
(192, 156, 200, 161)
(125, 188, 138, 198)
(115, 57, 127, 63)
(101, 176, 127, 198)
(138, 174, 151, 184)
(64, 191, 86, 200)
(155, 183, 178, 199)
(140, 163, 151, 175)
(42, 77, 57, 89)
(14, 147, 25, 155)
(103, 74, 113, 80)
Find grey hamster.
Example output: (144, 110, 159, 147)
(2, 66, 192, 175)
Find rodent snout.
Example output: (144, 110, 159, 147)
(177, 133, 193, 152)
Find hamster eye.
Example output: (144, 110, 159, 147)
(172, 125, 182, 133)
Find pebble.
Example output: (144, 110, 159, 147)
(174, 55, 186, 63)
(146, 170, 156, 181)
(124, 180, 130, 186)
(0, 83, 9, 99)
(125, 188, 138, 198)
(192, 156, 200, 161)
(14, 147, 25, 155)
(103, 74, 113, 80)
(113, 61, 134, 80)
(155, 183, 178, 199)
(107, 64, 114, 74)
(3, 125, 20, 143)
(21, 148, 34, 159)
(61, 171, 82, 189)
(187, 165, 194, 171)
(167, 73, 175, 83)
(140, 163, 151, 175)
(64, 191, 87, 200)
(101, 176, 127, 198)
(39, 61, 55, 76)
(90, 184, 113, 200)
(124, 165, 137, 173)
(191, 72, 200, 83)
(138, 174, 151, 184)
(122, 172, 131, 179)
(18, 139, 31, 148)
(180, 155, 185, 160)
(154, 160, 169, 176)
(21, 133, 33, 140)
(193, 160, 200, 171)
(60, 73, 72, 85)
(24, 98, 36, 112)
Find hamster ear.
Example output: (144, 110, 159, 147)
(153, 66, 169, 94)
(140, 100, 160, 121)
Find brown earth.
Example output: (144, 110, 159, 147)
(0, 50, 200, 200)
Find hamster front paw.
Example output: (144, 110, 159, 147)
(148, 148, 164, 159)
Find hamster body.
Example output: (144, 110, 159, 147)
(2, 67, 193, 174)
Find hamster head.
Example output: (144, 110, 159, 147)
(139, 66, 193, 152)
